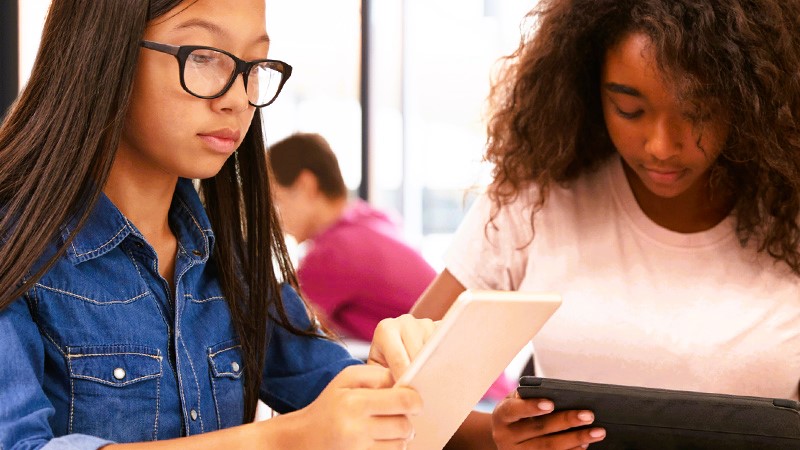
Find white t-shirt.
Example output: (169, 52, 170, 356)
(446, 156, 800, 400)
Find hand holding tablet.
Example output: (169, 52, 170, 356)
(517, 377, 800, 449)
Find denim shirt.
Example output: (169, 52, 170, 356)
(0, 179, 360, 449)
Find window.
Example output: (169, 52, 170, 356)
(263, 1, 363, 192)
(268, 0, 534, 269)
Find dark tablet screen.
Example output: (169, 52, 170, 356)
(517, 376, 800, 450)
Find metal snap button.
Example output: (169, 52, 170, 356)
(191, 249, 202, 257)
(190, 409, 198, 421)
(231, 361, 240, 373)
(113, 368, 126, 380)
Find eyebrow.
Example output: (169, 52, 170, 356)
(173, 18, 271, 45)
(604, 83, 642, 97)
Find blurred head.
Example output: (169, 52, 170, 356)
(485, 0, 800, 272)
(267, 133, 347, 241)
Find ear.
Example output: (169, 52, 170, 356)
(294, 169, 320, 196)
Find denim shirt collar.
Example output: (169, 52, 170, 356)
(61, 178, 215, 265)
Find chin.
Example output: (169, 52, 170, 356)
(644, 182, 692, 199)
(180, 165, 228, 181)
(180, 155, 234, 180)
(195, 171, 227, 181)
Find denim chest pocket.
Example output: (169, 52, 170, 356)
(67, 345, 162, 442)
(34, 265, 160, 347)
(208, 339, 245, 429)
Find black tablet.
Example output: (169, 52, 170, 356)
(517, 376, 800, 450)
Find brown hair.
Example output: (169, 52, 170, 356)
(487, 0, 800, 273)
(267, 132, 348, 199)
(0, 0, 314, 422)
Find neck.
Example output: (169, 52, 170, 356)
(103, 156, 177, 243)
(301, 196, 348, 242)
(623, 163, 733, 233)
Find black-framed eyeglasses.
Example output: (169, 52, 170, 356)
(140, 40, 292, 108)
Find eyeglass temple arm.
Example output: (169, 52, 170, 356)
(140, 40, 180, 56)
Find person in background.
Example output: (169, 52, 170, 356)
(412, 0, 800, 448)
(0, 0, 435, 448)
(268, 132, 437, 342)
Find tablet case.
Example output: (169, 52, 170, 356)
(518, 376, 800, 450)
(397, 291, 562, 450)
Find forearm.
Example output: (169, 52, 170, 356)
(445, 410, 495, 450)
(101, 415, 293, 450)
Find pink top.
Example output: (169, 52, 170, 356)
(297, 200, 436, 341)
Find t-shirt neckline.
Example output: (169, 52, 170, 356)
(607, 155, 736, 248)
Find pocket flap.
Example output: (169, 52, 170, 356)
(208, 340, 243, 379)
(68, 345, 162, 387)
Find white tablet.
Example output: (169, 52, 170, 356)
(396, 289, 562, 450)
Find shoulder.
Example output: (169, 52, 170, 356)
(477, 158, 616, 226)
(335, 201, 400, 235)
(463, 157, 619, 247)
(311, 202, 401, 250)
(545, 157, 618, 211)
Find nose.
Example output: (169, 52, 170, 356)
(644, 115, 686, 161)
(212, 73, 250, 113)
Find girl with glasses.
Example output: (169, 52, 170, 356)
(0, 0, 433, 448)
(411, 0, 800, 448)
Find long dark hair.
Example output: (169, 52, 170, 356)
(486, 0, 800, 273)
(0, 0, 313, 422)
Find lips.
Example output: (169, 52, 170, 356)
(198, 128, 241, 154)
(642, 166, 687, 184)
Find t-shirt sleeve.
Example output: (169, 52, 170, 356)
(0, 295, 115, 450)
(259, 283, 362, 414)
(445, 192, 534, 291)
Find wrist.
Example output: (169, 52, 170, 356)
(257, 409, 304, 449)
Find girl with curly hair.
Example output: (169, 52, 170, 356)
(412, 0, 800, 448)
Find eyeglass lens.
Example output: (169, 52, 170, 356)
(184, 48, 283, 106)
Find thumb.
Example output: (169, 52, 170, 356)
(331, 364, 394, 390)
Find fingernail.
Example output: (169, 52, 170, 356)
(538, 400, 554, 411)
(581, 445, 589, 449)
(577, 411, 594, 422)
(589, 428, 606, 439)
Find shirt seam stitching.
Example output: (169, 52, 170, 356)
(70, 222, 130, 258)
(154, 356, 162, 440)
(179, 335, 205, 433)
(67, 352, 162, 360)
(209, 365, 222, 430)
(185, 293, 225, 303)
(177, 196, 209, 257)
(68, 356, 75, 433)
(124, 246, 172, 332)
(35, 283, 149, 305)
(29, 284, 68, 358)
(70, 373, 161, 386)
(208, 345, 241, 358)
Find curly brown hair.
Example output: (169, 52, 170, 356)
(486, 0, 800, 273)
